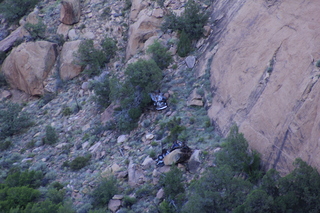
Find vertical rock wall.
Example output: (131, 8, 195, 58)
(204, 0, 320, 174)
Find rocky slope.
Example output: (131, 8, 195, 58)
(201, 0, 320, 174)
(1, 0, 320, 211)
(0, 0, 215, 212)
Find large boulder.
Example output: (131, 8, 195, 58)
(59, 40, 84, 81)
(60, 0, 81, 25)
(126, 9, 162, 59)
(2, 41, 58, 95)
(128, 159, 146, 186)
(204, 0, 320, 174)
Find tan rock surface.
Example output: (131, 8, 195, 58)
(205, 0, 320, 174)
(60, 0, 81, 25)
(126, 9, 162, 59)
(2, 41, 58, 95)
(59, 40, 84, 81)
(0, 27, 29, 52)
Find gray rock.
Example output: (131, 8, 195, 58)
(185, 56, 196, 68)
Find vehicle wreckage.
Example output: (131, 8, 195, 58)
(150, 92, 167, 110)
(155, 141, 193, 168)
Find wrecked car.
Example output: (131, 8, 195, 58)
(156, 141, 192, 167)
(150, 91, 167, 110)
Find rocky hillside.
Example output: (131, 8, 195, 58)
(0, 0, 216, 212)
(1, 0, 320, 211)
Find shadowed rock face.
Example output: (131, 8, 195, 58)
(203, 0, 320, 174)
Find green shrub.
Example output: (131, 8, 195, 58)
(160, 166, 185, 200)
(43, 125, 58, 145)
(0, 0, 39, 24)
(122, 196, 137, 208)
(215, 125, 251, 173)
(75, 37, 117, 77)
(5, 169, 43, 188)
(92, 177, 118, 207)
(0, 139, 12, 151)
(177, 30, 192, 57)
(122, 59, 162, 109)
(62, 106, 72, 116)
(316, 60, 320, 68)
(92, 75, 112, 109)
(113, 59, 163, 132)
(24, 20, 46, 40)
(125, 59, 162, 96)
(162, 0, 208, 41)
(162, 117, 186, 142)
(159, 200, 176, 213)
(69, 155, 91, 171)
(47, 188, 65, 204)
(182, 165, 253, 213)
(0, 102, 33, 139)
(135, 184, 154, 199)
(0, 186, 40, 211)
(100, 37, 117, 63)
(149, 150, 156, 159)
(147, 40, 173, 69)
(23, 199, 74, 213)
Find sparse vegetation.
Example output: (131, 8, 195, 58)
(113, 59, 163, 132)
(69, 155, 91, 171)
(75, 37, 117, 77)
(162, 0, 208, 56)
(0, 0, 39, 24)
(92, 176, 118, 207)
(0, 102, 33, 139)
(147, 40, 173, 69)
(177, 30, 192, 57)
(24, 19, 47, 40)
(43, 125, 58, 145)
(0, 139, 12, 151)
(91, 74, 112, 109)
(62, 106, 72, 116)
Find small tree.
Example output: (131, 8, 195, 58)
(92, 177, 118, 207)
(113, 59, 163, 132)
(75, 37, 117, 77)
(162, 0, 208, 57)
(177, 30, 192, 57)
(0, 0, 39, 24)
(0, 102, 33, 139)
(43, 125, 58, 145)
(92, 75, 112, 109)
(147, 41, 172, 69)
(24, 20, 47, 40)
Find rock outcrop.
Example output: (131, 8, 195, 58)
(2, 41, 58, 95)
(60, 0, 81, 25)
(203, 0, 320, 174)
(59, 40, 84, 81)
(0, 27, 29, 52)
(126, 8, 163, 59)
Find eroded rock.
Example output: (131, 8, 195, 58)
(126, 9, 162, 59)
(205, 0, 320, 174)
(2, 41, 58, 95)
(60, 0, 81, 25)
(59, 40, 84, 81)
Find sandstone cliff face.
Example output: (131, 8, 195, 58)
(203, 0, 320, 174)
